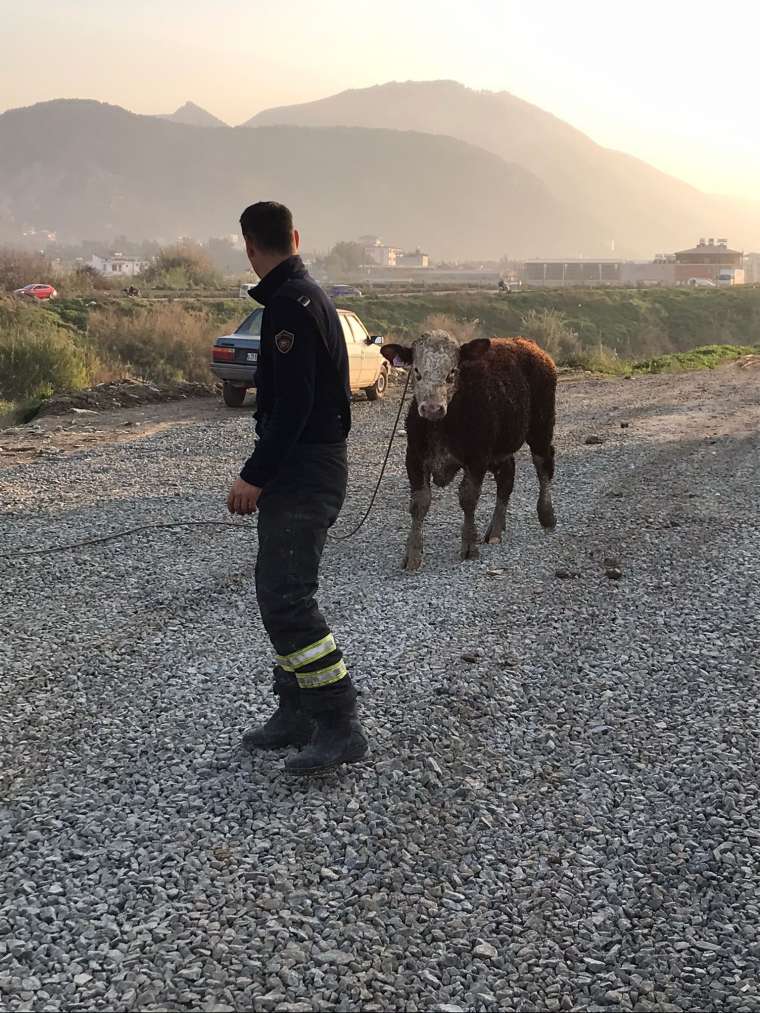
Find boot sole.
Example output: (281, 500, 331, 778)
(285, 748, 369, 777)
(242, 737, 311, 752)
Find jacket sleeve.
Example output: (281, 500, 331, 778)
(239, 297, 317, 487)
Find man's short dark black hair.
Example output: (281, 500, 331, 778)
(239, 201, 294, 255)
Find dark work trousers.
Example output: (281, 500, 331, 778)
(255, 441, 354, 714)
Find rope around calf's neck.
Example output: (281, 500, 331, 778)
(0, 373, 412, 560)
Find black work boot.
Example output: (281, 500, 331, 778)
(284, 705, 369, 776)
(242, 667, 313, 751)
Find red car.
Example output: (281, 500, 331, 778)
(13, 283, 58, 301)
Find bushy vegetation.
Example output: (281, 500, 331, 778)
(0, 296, 239, 404)
(0, 248, 55, 293)
(0, 298, 95, 400)
(0, 246, 122, 299)
(315, 241, 366, 279)
(2, 286, 759, 409)
(343, 286, 760, 357)
(421, 312, 483, 344)
(86, 303, 227, 384)
(140, 244, 222, 290)
(0, 242, 231, 300)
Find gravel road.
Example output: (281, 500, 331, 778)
(1, 364, 759, 1013)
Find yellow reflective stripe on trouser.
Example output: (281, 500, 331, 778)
(296, 659, 348, 690)
(276, 633, 337, 673)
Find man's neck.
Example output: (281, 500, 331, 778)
(255, 251, 298, 281)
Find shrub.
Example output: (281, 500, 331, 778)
(0, 298, 96, 400)
(421, 312, 483, 344)
(63, 264, 118, 296)
(141, 243, 222, 290)
(86, 302, 234, 383)
(519, 308, 582, 361)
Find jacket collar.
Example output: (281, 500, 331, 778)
(250, 255, 308, 305)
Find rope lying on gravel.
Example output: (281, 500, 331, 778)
(0, 520, 248, 559)
(0, 372, 412, 560)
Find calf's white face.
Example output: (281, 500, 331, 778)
(412, 331, 462, 419)
(381, 330, 460, 420)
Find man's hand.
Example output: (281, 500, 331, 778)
(227, 477, 262, 516)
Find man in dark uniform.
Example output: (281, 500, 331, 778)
(226, 201, 368, 775)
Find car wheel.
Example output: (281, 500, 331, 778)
(222, 382, 247, 407)
(365, 366, 387, 401)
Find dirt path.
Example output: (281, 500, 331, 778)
(0, 396, 240, 467)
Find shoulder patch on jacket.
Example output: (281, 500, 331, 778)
(275, 330, 295, 354)
(297, 295, 311, 307)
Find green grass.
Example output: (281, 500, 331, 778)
(630, 343, 759, 374)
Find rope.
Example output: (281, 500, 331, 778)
(0, 521, 247, 559)
(0, 374, 412, 559)
(327, 369, 411, 542)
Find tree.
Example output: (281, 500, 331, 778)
(203, 237, 249, 275)
(321, 241, 366, 278)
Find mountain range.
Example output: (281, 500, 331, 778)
(0, 81, 757, 258)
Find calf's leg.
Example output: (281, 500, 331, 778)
(459, 468, 485, 561)
(483, 455, 516, 544)
(529, 442, 556, 529)
(404, 455, 432, 571)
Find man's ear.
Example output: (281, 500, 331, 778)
(380, 343, 414, 368)
(459, 338, 491, 362)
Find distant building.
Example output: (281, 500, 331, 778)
(522, 239, 745, 288)
(620, 256, 676, 286)
(523, 259, 624, 286)
(396, 249, 430, 269)
(357, 236, 399, 267)
(90, 253, 151, 277)
(744, 252, 760, 284)
(673, 238, 744, 286)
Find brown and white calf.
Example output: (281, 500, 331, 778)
(381, 330, 557, 570)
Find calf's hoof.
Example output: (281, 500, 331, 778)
(538, 504, 557, 529)
(402, 553, 422, 571)
(460, 542, 480, 561)
(483, 527, 503, 545)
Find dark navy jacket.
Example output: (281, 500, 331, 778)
(240, 256, 351, 488)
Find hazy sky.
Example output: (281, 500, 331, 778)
(2, 0, 758, 198)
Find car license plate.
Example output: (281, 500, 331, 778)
(246, 352, 258, 362)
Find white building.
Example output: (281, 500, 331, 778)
(359, 236, 400, 267)
(90, 253, 151, 277)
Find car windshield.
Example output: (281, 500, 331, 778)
(235, 309, 263, 337)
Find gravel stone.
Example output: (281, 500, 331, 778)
(473, 942, 498, 960)
(2, 367, 760, 1011)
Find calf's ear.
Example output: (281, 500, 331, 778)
(459, 338, 491, 362)
(380, 343, 414, 368)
